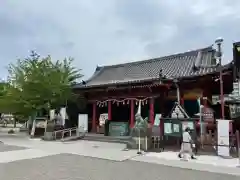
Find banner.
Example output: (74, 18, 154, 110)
(49, 109, 55, 120)
(78, 114, 88, 132)
(60, 107, 66, 126)
(217, 119, 230, 157)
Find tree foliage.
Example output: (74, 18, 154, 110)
(0, 51, 83, 119)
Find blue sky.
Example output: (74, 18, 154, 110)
(0, 0, 240, 80)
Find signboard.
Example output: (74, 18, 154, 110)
(203, 107, 214, 122)
(216, 119, 230, 157)
(164, 123, 172, 134)
(99, 113, 108, 127)
(229, 104, 240, 118)
(109, 122, 129, 136)
(78, 114, 88, 132)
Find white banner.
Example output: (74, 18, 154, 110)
(78, 114, 88, 132)
(217, 119, 230, 157)
(49, 109, 55, 120)
(60, 107, 66, 126)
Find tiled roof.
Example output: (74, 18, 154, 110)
(75, 46, 232, 88)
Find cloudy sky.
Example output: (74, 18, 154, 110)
(0, 0, 240, 80)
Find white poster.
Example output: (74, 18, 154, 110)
(99, 113, 108, 126)
(217, 119, 230, 157)
(60, 107, 66, 126)
(164, 123, 172, 134)
(78, 114, 88, 132)
(182, 121, 194, 131)
(49, 109, 55, 120)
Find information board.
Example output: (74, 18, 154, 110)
(109, 122, 129, 136)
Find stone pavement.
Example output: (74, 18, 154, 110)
(0, 137, 240, 178)
(144, 151, 240, 167)
(0, 137, 139, 161)
(1, 153, 239, 180)
(131, 151, 240, 176)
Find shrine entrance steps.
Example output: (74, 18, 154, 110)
(82, 133, 134, 146)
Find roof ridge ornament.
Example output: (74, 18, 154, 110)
(95, 65, 101, 71)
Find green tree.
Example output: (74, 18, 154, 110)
(0, 51, 83, 122)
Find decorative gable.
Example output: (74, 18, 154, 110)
(169, 102, 190, 118)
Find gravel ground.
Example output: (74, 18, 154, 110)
(0, 144, 27, 152)
(0, 153, 239, 180)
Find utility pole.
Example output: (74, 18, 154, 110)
(215, 37, 225, 119)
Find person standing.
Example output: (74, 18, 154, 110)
(178, 127, 196, 160)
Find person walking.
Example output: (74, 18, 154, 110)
(178, 127, 197, 160)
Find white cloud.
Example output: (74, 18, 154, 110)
(0, 0, 239, 79)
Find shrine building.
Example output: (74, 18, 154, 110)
(73, 45, 235, 136)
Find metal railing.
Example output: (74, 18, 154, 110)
(53, 127, 78, 140)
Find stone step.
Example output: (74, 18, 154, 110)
(83, 134, 133, 145)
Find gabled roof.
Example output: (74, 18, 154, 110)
(74, 46, 232, 88)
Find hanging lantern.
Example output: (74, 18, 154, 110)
(105, 102, 107, 106)
(142, 100, 144, 105)
(145, 100, 148, 104)
(136, 101, 138, 105)
(117, 102, 119, 106)
(127, 100, 129, 104)
(123, 100, 125, 105)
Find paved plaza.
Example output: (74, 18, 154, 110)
(0, 136, 240, 179)
(1, 153, 239, 180)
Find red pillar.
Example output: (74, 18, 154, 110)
(180, 94, 184, 106)
(150, 98, 154, 125)
(92, 102, 96, 132)
(160, 93, 165, 136)
(108, 101, 112, 120)
(130, 100, 134, 128)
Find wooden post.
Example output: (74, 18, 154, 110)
(92, 102, 96, 132)
(130, 99, 134, 128)
(150, 98, 154, 125)
(108, 101, 112, 121)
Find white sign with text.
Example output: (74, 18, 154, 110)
(217, 119, 230, 157)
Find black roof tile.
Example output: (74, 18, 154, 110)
(74, 46, 232, 88)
